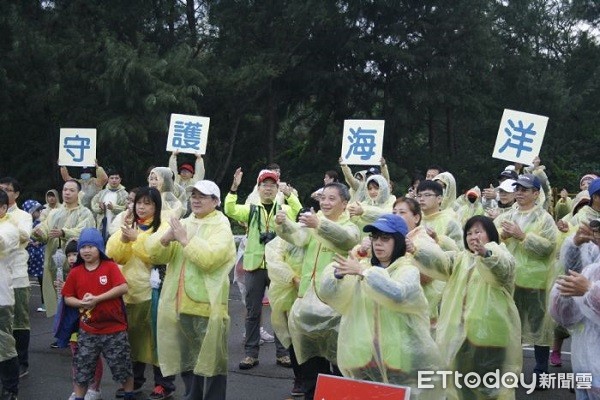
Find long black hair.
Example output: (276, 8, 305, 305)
(133, 187, 162, 233)
(370, 230, 407, 266)
(463, 215, 499, 250)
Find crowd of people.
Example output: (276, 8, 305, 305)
(0, 152, 599, 400)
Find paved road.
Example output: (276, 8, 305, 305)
(19, 280, 576, 399)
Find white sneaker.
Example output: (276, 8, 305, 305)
(85, 389, 102, 400)
(260, 327, 275, 343)
(68, 393, 76, 400)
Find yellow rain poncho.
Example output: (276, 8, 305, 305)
(319, 256, 442, 400)
(146, 210, 236, 376)
(421, 242, 522, 399)
(32, 205, 95, 317)
(106, 221, 168, 365)
(494, 206, 558, 345)
(434, 172, 457, 211)
(455, 187, 485, 227)
(350, 175, 396, 232)
(422, 209, 463, 251)
(149, 167, 184, 220)
(265, 237, 304, 347)
(275, 211, 360, 363)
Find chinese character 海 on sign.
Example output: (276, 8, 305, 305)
(166, 114, 210, 155)
(492, 109, 548, 166)
(340, 119, 385, 166)
(58, 128, 97, 167)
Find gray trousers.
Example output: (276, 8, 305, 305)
(181, 371, 226, 400)
(244, 269, 287, 358)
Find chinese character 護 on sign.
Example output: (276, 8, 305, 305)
(167, 114, 210, 155)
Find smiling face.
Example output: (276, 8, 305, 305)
(190, 189, 219, 218)
(514, 185, 538, 210)
(367, 181, 380, 200)
(319, 186, 347, 221)
(258, 178, 278, 204)
(392, 201, 420, 231)
(148, 172, 163, 191)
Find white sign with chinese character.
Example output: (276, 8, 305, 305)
(492, 109, 548, 165)
(340, 119, 385, 166)
(166, 113, 210, 155)
(58, 128, 97, 167)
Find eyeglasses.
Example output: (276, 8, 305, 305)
(260, 183, 278, 189)
(416, 193, 437, 199)
(369, 233, 393, 242)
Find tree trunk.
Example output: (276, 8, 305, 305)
(427, 107, 434, 154)
(267, 80, 276, 163)
(186, 0, 197, 45)
(216, 112, 242, 185)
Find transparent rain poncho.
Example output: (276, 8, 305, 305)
(421, 242, 522, 399)
(494, 206, 558, 345)
(319, 255, 442, 400)
(275, 211, 360, 364)
(551, 238, 600, 398)
(146, 210, 236, 376)
(265, 236, 304, 348)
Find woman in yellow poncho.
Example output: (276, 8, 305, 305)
(421, 215, 522, 399)
(320, 214, 442, 400)
(106, 187, 175, 397)
(347, 174, 396, 233)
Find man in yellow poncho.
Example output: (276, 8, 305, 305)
(274, 182, 360, 400)
(494, 174, 558, 383)
(32, 180, 95, 318)
(146, 180, 235, 400)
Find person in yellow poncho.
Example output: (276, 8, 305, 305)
(319, 214, 442, 400)
(347, 174, 396, 233)
(32, 180, 95, 318)
(146, 180, 236, 400)
(417, 180, 463, 250)
(494, 174, 558, 381)
(265, 208, 308, 398)
(421, 215, 522, 399)
(274, 182, 360, 400)
(106, 187, 176, 398)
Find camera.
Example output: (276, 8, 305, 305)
(259, 231, 276, 245)
(590, 219, 600, 232)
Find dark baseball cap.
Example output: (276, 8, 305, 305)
(513, 174, 541, 190)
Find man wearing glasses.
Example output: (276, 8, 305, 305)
(494, 174, 558, 386)
(416, 180, 463, 251)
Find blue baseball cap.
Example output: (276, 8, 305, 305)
(588, 178, 600, 198)
(513, 174, 541, 190)
(363, 214, 408, 236)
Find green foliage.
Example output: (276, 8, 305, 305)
(0, 0, 599, 202)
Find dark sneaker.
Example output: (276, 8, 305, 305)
(276, 355, 292, 368)
(290, 378, 304, 397)
(148, 385, 173, 400)
(50, 341, 59, 349)
(115, 385, 143, 398)
(239, 356, 259, 370)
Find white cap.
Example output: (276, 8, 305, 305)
(497, 179, 516, 193)
(186, 180, 221, 205)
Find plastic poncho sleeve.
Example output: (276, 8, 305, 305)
(283, 192, 303, 218)
(316, 217, 361, 251)
(340, 164, 360, 191)
(549, 283, 585, 328)
(0, 220, 19, 256)
(360, 204, 388, 224)
(194, 157, 206, 181)
(168, 153, 178, 176)
(475, 242, 516, 290)
(520, 219, 557, 259)
(381, 163, 391, 184)
(554, 198, 572, 221)
(265, 238, 298, 285)
(223, 193, 251, 223)
(274, 218, 313, 248)
(181, 224, 236, 273)
(361, 262, 423, 312)
(411, 230, 451, 281)
(31, 216, 49, 243)
(319, 263, 359, 315)
(91, 191, 103, 215)
(106, 231, 133, 265)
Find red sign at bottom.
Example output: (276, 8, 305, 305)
(314, 374, 410, 399)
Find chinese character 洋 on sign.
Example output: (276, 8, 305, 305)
(340, 119, 385, 166)
(58, 128, 97, 167)
(492, 109, 548, 166)
(166, 114, 210, 155)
